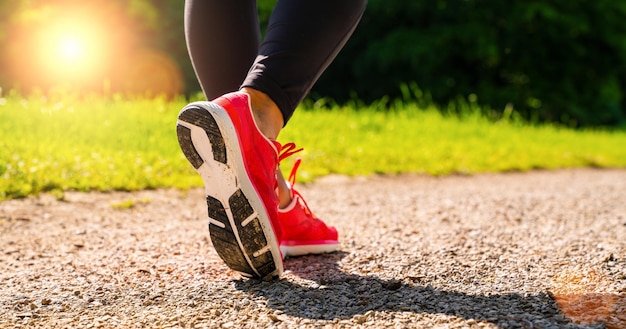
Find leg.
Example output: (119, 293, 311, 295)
(184, 0, 260, 100)
(181, 0, 284, 279)
(242, 0, 367, 257)
(242, 0, 367, 208)
(178, 0, 367, 278)
(184, 0, 282, 140)
(243, 0, 368, 124)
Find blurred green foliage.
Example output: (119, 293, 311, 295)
(314, 0, 626, 127)
(2, 0, 626, 127)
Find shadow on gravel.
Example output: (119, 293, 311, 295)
(234, 252, 624, 329)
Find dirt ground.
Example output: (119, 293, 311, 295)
(1, 168, 625, 329)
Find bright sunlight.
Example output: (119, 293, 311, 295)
(5, 2, 118, 91)
(34, 18, 107, 81)
(58, 36, 84, 61)
(4, 1, 183, 97)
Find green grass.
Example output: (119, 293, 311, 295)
(280, 101, 626, 179)
(1, 90, 625, 200)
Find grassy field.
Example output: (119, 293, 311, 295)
(1, 90, 626, 200)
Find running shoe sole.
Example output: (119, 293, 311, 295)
(176, 102, 283, 280)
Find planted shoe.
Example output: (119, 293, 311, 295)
(176, 92, 283, 280)
(278, 156, 339, 257)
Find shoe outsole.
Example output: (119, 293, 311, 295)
(176, 103, 282, 280)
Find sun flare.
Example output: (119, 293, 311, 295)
(32, 16, 108, 82)
(8, 2, 183, 96)
(58, 36, 84, 62)
(23, 11, 108, 84)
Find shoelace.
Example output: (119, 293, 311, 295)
(278, 142, 318, 219)
(278, 142, 303, 163)
(277, 142, 303, 187)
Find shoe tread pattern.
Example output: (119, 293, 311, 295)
(178, 107, 227, 166)
(177, 105, 277, 279)
(206, 195, 256, 275)
(228, 189, 276, 277)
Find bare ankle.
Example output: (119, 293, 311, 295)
(241, 87, 284, 139)
(276, 169, 293, 209)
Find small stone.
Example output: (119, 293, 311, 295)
(354, 310, 374, 324)
(268, 314, 282, 322)
(41, 298, 52, 305)
(384, 279, 402, 290)
(603, 253, 616, 262)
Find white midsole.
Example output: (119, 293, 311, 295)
(280, 243, 339, 258)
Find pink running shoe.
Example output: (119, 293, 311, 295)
(176, 92, 283, 279)
(278, 153, 339, 257)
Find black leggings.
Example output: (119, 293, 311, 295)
(184, 0, 367, 124)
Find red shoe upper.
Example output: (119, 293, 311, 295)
(212, 92, 337, 247)
(278, 155, 339, 245)
(213, 92, 283, 242)
(279, 189, 339, 245)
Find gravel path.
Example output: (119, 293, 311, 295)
(1, 169, 625, 329)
